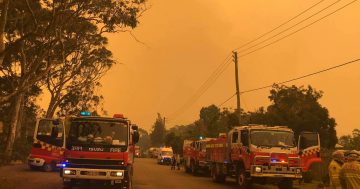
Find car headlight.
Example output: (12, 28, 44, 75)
(255, 166, 262, 173)
(64, 170, 76, 175)
(110, 171, 124, 177)
(296, 168, 302, 174)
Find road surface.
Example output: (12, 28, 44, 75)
(0, 158, 318, 189)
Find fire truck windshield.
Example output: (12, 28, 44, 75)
(68, 119, 128, 148)
(250, 130, 295, 148)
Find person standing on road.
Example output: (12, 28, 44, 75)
(339, 150, 360, 189)
(176, 153, 181, 170)
(171, 154, 177, 170)
(329, 150, 344, 189)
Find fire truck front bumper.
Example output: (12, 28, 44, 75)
(250, 165, 302, 179)
(28, 157, 45, 167)
(62, 168, 125, 181)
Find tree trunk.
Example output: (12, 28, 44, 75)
(15, 99, 25, 139)
(3, 93, 24, 163)
(0, 0, 10, 67)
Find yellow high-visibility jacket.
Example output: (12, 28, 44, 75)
(339, 161, 360, 189)
(329, 160, 343, 189)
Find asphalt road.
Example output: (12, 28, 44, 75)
(0, 158, 318, 189)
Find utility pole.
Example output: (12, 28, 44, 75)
(233, 51, 241, 124)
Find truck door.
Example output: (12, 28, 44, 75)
(230, 131, 241, 160)
(240, 130, 251, 170)
(32, 119, 65, 161)
(298, 132, 321, 172)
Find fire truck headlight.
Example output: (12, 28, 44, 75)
(110, 171, 124, 177)
(64, 170, 76, 175)
(255, 166, 262, 173)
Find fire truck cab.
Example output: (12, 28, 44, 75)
(298, 131, 321, 182)
(207, 125, 319, 189)
(28, 118, 65, 172)
(59, 113, 139, 189)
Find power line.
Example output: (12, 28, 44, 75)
(168, 54, 232, 119)
(218, 58, 360, 107)
(237, 0, 358, 59)
(234, 0, 325, 50)
(218, 92, 237, 107)
(235, 0, 342, 53)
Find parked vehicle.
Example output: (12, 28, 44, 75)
(206, 125, 319, 189)
(28, 118, 65, 172)
(59, 112, 139, 189)
(135, 146, 141, 158)
(157, 147, 173, 165)
(298, 131, 322, 182)
(183, 138, 214, 175)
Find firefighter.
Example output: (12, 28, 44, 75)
(171, 154, 177, 170)
(176, 153, 181, 170)
(339, 150, 360, 189)
(329, 150, 344, 189)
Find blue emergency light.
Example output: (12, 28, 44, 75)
(80, 111, 91, 116)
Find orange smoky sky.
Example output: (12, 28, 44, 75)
(39, 0, 360, 136)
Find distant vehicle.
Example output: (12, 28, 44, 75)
(149, 147, 160, 158)
(157, 147, 173, 165)
(58, 112, 139, 189)
(135, 146, 141, 158)
(28, 118, 65, 172)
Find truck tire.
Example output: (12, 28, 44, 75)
(278, 179, 293, 189)
(122, 171, 132, 189)
(43, 163, 53, 172)
(211, 165, 226, 183)
(236, 169, 250, 189)
(191, 162, 198, 176)
(63, 180, 74, 189)
(28, 164, 37, 171)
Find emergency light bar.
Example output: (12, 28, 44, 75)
(80, 111, 91, 116)
(113, 114, 124, 118)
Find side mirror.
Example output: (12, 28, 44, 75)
(133, 131, 140, 144)
(131, 125, 138, 131)
(299, 150, 303, 156)
(52, 119, 60, 125)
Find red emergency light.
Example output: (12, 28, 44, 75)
(113, 114, 124, 118)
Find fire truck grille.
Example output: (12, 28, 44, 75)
(66, 158, 125, 169)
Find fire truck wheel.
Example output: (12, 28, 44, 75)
(122, 171, 133, 189)
(278, 179, 293, 189)
(211, 166, 226, 183)
(42, 163, 53, 172)
(236, 169, 249, 189)
(62, 180, 74, 189)
(122, 178, 132, 189)
(191, 162, 198, 175)
(28, 164, 37, 171)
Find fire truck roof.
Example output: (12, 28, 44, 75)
(231, 125, 293, 132)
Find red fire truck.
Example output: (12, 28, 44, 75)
(183, 138, 214, 175)
(206, 125, 320, 189)
(28, 118, 65, 172)
(59, 113, 139, 189)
